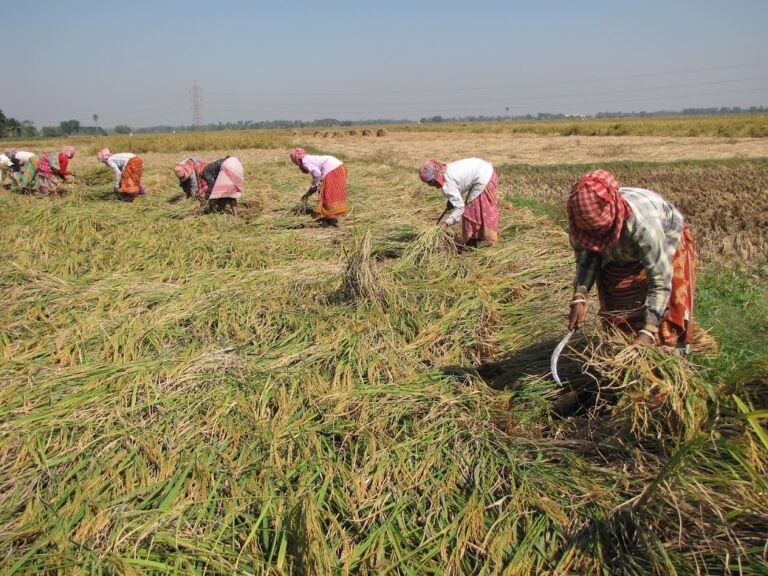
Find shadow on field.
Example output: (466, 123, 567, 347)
(94, 189, 136, 202)
(166, 192, 185, 203)
(472, 337, 583, 390)
(442, 338, 597, 412)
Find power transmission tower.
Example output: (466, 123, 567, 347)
(191, 81, 203, 129)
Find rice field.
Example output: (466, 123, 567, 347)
(1, 124, 767, 574)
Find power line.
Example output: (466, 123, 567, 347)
(206, 61, 768, 99)
(203, 75, 768, 111)
(202, 86, 768, 118)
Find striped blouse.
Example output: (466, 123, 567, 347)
(572, 187, 684, 327)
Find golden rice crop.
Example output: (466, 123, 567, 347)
(0, 135, 765, 574)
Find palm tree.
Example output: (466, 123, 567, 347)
(93, 114, 99, 127)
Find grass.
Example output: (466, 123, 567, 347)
(0, 128, 766, 574)
(695, 267, 768, 369)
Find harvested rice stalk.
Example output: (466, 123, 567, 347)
(571, 328, 711, 442)
(339, 230, 391, 305)
(394, 225, 458, 271)
(687, 319, 719, 356)
(76, 167, 115, 187)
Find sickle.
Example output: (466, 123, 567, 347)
(551, 329, 575, 386)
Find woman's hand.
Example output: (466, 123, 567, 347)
(568, 301, 587, 330)
(634, 331, 656, 345)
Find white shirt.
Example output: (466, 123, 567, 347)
(441, 158, 494, 226)
(301, 154, 343, 188)
(14, 151, 35, 164)
(106, 153, 136, 188)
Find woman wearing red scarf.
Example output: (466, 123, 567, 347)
(419, 158, 499, 246)
(567, 169, 697, 348)
(290, 147, 347, 227)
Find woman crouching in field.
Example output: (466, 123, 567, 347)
(419, 157, 499, 246)
(97, 148, 145, 201)
(200, 156, 243, 216)
(174, 156, 208, 204)
(37, 146, 77, 195)
(0, 153, 14, 187)
(290, 147, 347, 227)
(567, 169, 698, 350)
(4, 149, 39, 193)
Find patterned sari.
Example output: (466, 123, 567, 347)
(120, 157, 143, 194)
(37, 154, 61, 194)
(12, 157, 40, 192)
(461, 171, 499, 244)
(597, 225, 697, 346)
(208, 157, 244, 199)
(315, 164, 348, 218)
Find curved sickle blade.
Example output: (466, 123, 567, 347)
(550, 330, 575, 386)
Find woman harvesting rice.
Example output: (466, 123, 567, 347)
(290, 147, 348, 227)
(174, 156, 208, 203)
(200, 156, 244, 216)
(37, 146, 77, 195)
(567, 169, 698, 348)
(97, 148, 145, 201)
(419, 158, 499, 246)
(4, 149, 39, 193)
(0, 154, 12, 184)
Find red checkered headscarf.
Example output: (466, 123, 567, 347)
(567, 169, 632, 251)
(419, 159, 446, 185)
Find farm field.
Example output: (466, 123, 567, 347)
(1, 120, 767, 574)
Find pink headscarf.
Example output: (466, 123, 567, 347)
(174, 162, 193, 180)
(4, 148, 17, 159)
(61, 146, 76, 158)
(97, 148, 111, 163)
(567, 169, 632, 252)
(419, 159, 447, 186)
(290, 147, 306, 167)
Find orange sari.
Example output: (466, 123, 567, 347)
(598, 225, 697, 346)
(315, 165, 348, 218)
(120, 157, 143, 194)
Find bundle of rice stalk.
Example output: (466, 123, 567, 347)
(76, 167, 114, 187)
(339, 230, 392, 306)
(393, 225, 458, 271)
(572, 328, 711, 443)
(687, 319, 719, 356)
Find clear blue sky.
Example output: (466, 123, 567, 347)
(2, 0, 766, 129)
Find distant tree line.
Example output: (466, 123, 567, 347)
(134, 106, 768, 133)
(3, 105, 766, 139)
(134, 118, 411, 134)
(594, 106, 768, 119)
(40, 120, 107, 137)
(0, 110, 37, 138)
(1, 111, 108, 139)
